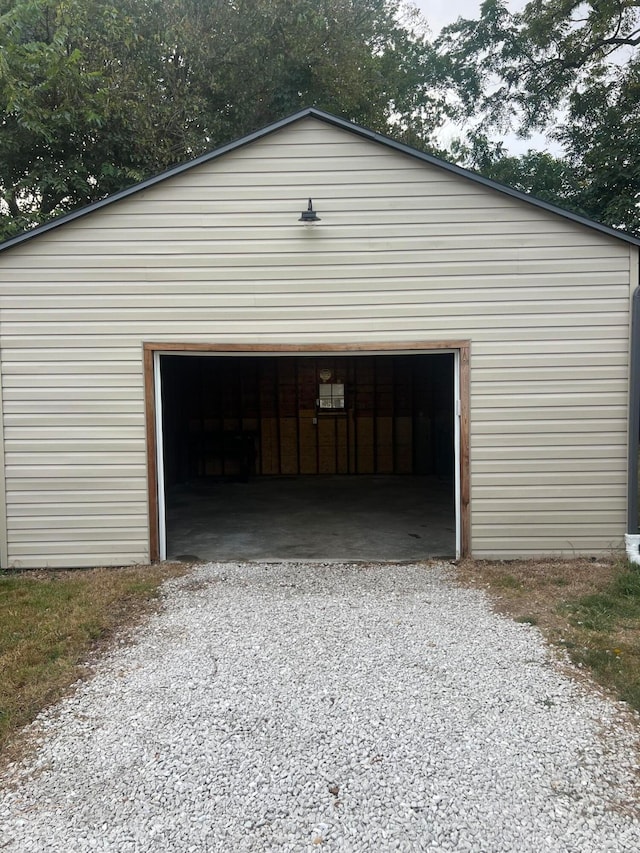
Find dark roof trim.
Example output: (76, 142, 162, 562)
(2, 106, 640, 252)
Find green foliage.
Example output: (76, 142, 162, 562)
(0, 0, 172, 238)
(449, 136, 590, 217)
(6, 0, 637, 238)
(435, 0, 640, 234)
(0, 0, 445, 240)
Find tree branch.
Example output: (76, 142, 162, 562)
(558, 28, 640, 70)
(5, 191, 21, 219)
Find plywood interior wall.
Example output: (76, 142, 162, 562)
(160, 354, 453, 484)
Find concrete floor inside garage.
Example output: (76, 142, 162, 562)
(165, 475, 456, 562)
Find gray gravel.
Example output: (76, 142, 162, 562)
(1, 561, 640, 852)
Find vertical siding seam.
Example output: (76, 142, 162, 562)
(459, 344, 471, 558)
(628, 247, 640, 533)
(144, 345, 159, 561)
(0, 361, 7, 567)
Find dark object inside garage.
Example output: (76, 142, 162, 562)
(159, 353, 456, 560)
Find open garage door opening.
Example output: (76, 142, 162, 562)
(152, 350, 463, 561)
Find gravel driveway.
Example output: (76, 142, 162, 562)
(1, 561, 640, 852)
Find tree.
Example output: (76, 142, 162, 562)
(435, 0, 640, 233)
(0, 0, 445, 240)
(0, 0, 215, 240)
(447, 134, 588, 214)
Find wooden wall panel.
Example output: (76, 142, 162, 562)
(356, 417, 375, 473)
(335, 417, 349, 474)
(279, 418, 298, 475)
(376, 417, 394, 473)
(395, 417, 413, 474)
(298, 416, 318, 474)
(159, 353, 454, 480)
(317, 417, 337, 474)
(260, 417, 279, 474)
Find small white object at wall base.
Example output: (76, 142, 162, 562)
(625, 534, 640, 565)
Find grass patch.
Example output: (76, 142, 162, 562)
(514, 615, 539, 626)
(493, 574, 524, 590)
(0, 563, 186, 756)
(455, 556, 640, 715)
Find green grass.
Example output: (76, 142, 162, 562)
(493, 573, 523, 590)
(561, 561, 640, 710)
(0, 564, 185, 755)
(514, 615, 539, 626)
(571, 570, 640, 623)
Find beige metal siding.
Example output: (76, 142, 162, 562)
(0, 362, 7, 567)
(0, 117, 634, 565)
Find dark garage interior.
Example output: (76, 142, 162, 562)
(159, 353, 457, 560)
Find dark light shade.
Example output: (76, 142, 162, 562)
(299, 198, 321, 222)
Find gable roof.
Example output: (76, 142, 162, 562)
(2, 106, 640, 252)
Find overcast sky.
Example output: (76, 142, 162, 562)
(412, 0, 483, 35)
(411, 0, 535, 36)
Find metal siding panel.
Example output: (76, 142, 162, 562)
(475, 498, 627, 511)
(6, 555, 150, 569)
(6, 478, 147, 491)
(0, 117, 633, 563)
(0, 363, 7, 567)
(7, 502, 146, 515)
(474, 483, 625, 497)
(0, 281, 630, 302)
(1, 296, 631, 315)
(472, 458, 624, 473)
(472, 543, 623, 558)
(1, 289, 630, 310)
(473, 443, 626, 458)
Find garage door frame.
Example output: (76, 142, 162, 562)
(144, 341, 470, 560)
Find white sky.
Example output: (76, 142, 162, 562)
(412, 0, 483, 36)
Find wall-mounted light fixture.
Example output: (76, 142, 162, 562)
(299, 198, 321, 223)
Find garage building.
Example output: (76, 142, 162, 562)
(0, 108, 638, 567)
